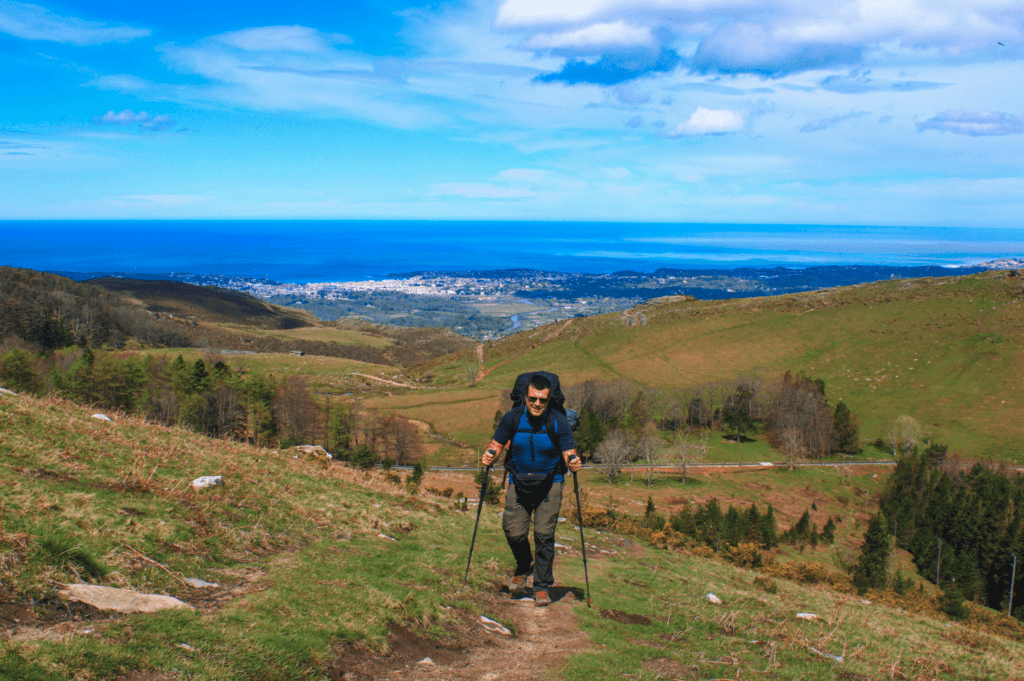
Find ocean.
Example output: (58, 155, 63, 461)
(3, 220, 1022, 284)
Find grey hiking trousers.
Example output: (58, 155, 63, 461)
(502, 480, 563, 589)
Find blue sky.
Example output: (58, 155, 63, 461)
(1, 0, 1023, 225)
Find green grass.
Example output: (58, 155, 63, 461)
(2, 392, 1023, 680)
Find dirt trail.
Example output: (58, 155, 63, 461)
(330, 586, 591, 681)
(350, 372, 426, 389)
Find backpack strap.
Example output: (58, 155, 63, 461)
(546, 411, 568, 476)
(503, 405, 525, 475)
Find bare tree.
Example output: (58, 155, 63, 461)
(211, 385, 244, 439)
(462, 360, 478, 387)
(675, 429, 708, 483)
(385, 416, 424, 465)
(886, 415, 922, 458)
(595, 429, 632, 483)
(778, 424, 804, 470)
(273, 375, 317, 444)
(637, 431, 661, 486)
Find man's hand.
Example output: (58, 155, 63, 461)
(482, 440, 504, 466)
(566, 451, 582, 473)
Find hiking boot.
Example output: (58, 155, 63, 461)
(509, 574, 529, 593)
(534, 590, 552, 607)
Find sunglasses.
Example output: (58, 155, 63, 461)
(526, 396, 549, 404)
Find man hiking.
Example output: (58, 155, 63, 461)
(482, 372, 581, 606)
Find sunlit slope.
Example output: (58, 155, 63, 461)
(5, 393, 1023, 680)
(415, 271, 1024, 459)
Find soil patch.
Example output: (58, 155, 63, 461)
(643, 657, 698, 679)
(0, 584, 114, 642)
(600, 608, 652, 626)
(329, 584, 590, 680)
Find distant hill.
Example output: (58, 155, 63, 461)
(87, 277, 317, 330)
(0, 267, 474, 366)
(0, 266, 191, 350)
(408, 269, 1024, 461)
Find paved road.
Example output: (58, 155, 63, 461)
(386, 460, 899, 472)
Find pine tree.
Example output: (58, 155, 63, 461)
(761, 504, 778, 548)
(854, 511, 892, 593)
(831, 400, 860, 454)
(822, 517, 837, 544)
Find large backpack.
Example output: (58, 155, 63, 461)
(503, 371, 579, 490)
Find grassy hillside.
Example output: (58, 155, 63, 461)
(408, 270, 1024, 461)
(87, 277, 319, 330)
(2, 391, 1023, 680)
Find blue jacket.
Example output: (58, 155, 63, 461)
(494, 408, 575, 484)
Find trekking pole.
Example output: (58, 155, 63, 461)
(569, 454, 592, 607)
(463, 461, 493, 585)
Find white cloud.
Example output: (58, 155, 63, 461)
(916, 110, 1024, 136)
(96, 109, 149, 125)
(94, 110, 176, 132)
(116, 195, 209, 205)
(669, 106, 745, 136)
(215, 26, 352, 53)
(0, 1, 149, 44)
(429, 183, 537, 198)
(800, 109, 870, 133)
(151, 29, 449, 129)
(525, 20, 655, 50)
(495, 0, 1024, 75)
(499, 168, 551, 182)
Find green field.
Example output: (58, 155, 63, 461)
(2, 391, 1022, 680)
(206, 323, 397, 348)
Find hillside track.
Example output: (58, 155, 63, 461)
(329, 586, 589, 681)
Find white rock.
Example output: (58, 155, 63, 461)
(416, 657, 434, 665)
(704, 593, 723, 605)
(191, 475, 223, 489)
(377, 533, 397, 541)
(91, 414, 112, 421)
(294, 444, 332, 460)
(479, 616, 512, 636)
(810, 647, 843, 663)
(759, 462, 773, 467)
(796, 612, 819, 621)
(59, 584, 194, 614)
(0, 387, 17, 396)
(184, 578, 219, 588)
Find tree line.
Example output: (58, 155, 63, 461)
(555, 371, 860, 476)
(875, 452, 1024, 620)
(0, 347, 423, 465)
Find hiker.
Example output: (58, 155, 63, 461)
(482, 372, 581, 606)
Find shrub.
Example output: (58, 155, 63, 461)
(472, 467, 500, 503)
(725, 542, 765, 569)
(753, 576, 778, 594)
(0, 349, 40, 394)
(349, 445, 377, 469)
(939, 588, 970, 621)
